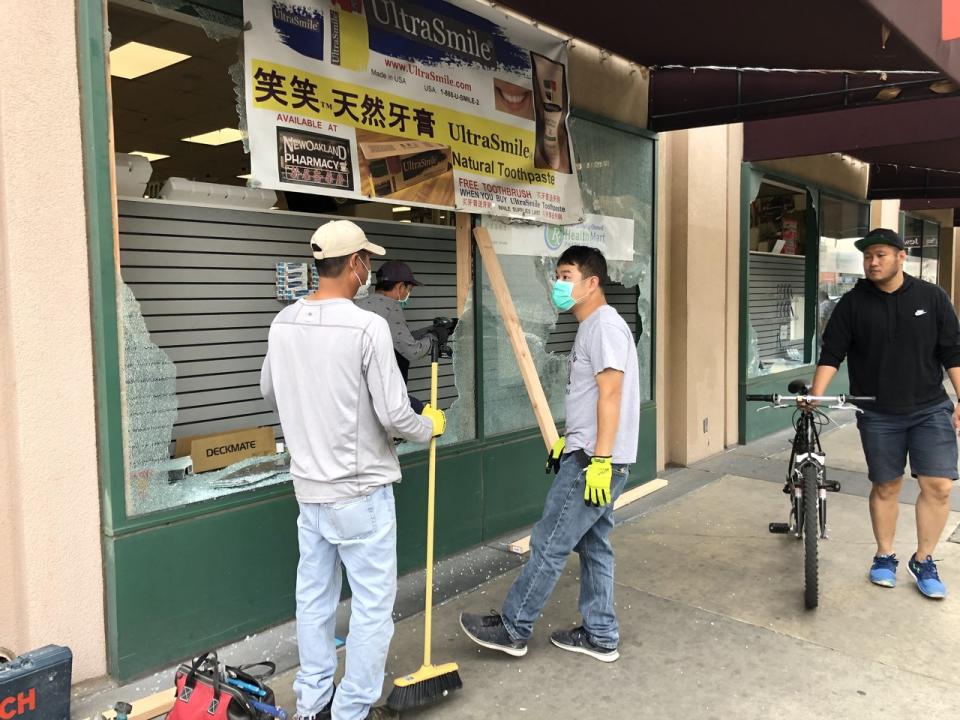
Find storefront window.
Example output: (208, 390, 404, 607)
(480, 117, 654, 436)
(746, 181, 810, 377)
(903, 215, 924, 278)
(922, 220, 940, 283)
(902, 215, 941, 283)
(818, 196, 869, 338)
(108, 2, 475, 516)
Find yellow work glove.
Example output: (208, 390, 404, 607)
(421, 403, 446, 437)
(584, 456, 613, 507)
(545, 436, 566, 474)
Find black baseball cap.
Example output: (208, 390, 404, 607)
(376, 260, 421, 286)
(854, 228, 905, 252)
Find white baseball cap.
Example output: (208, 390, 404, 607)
(310, 220, 386, 260)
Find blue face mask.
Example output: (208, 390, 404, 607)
(551, 279, 578, 311)
(399, 287, 411, 308)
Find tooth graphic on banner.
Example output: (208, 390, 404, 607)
(244, 0, 585, 225)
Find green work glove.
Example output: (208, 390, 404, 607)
(545, 436, 566, 474)
(421, 404, 446, 437)
(584, 456, 613, 507)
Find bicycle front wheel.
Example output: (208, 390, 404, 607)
(802, 464, 819, 609)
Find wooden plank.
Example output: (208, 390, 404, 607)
(80, 687, 176, 720)
(456, 212, 472, 317)
(504, 479, 669, 554)
(474, 226, 559, 449)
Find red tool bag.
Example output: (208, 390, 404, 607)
(168, 653, 269, 720)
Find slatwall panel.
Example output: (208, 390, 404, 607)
(748, 252, 806, 362)
(545, 283, 640, 354)
(118, 200, 459, 447)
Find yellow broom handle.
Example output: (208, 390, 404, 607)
(423, 360, 439, 667)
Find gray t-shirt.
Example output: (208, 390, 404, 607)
(563, 304, 640, 465)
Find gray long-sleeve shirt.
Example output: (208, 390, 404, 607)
(355, 292, 432, 362)
(260, 298, 433, 502)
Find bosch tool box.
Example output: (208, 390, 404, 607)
(0, 646, 72, 720)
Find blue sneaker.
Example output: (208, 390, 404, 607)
(869, 554, 899, 587)
(907, 554, 947, 599)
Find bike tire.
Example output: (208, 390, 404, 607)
(802, 465, 819, 609)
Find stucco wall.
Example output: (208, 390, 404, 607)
(657, 125, 742, 467)
(0, 2, 106, 681)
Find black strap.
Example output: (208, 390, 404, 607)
(235, 661, 276, 680)
(185, 652, 221, 701)
(185, 651, 216, 689)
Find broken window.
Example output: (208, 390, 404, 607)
(479, 117, 654, 438)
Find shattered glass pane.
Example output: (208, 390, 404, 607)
(397, 292, 477, 455)
(120, 282, 180, 511)
(135, 0, 243, 40)
(478, 118, 655, 437)
(479, 249, 569, 436)
(131, 453, 292, 516)
(569, 117, 654, 403)
(120, 281, 292, 516)
(229, 58, 251, 156)
(746, 321, 764, 378)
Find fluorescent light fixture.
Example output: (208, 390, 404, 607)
(237, 173, 252, 179)
(129, 151, 170, 162)
(182, 128, 245, 146)
(110, 41, 190, 79)
(391, 206, 412, 213)
(159, 177, 277, 209)
(400, 219, 412, 223)
(114, 153, 153, 198)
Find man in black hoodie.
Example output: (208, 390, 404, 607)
(811, 227, 960, 599)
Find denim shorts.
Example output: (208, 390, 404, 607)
(856, 398, 959, 484)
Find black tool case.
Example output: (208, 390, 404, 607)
(0, 646, 72, 720)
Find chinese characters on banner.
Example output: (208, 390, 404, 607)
(243, 0, 584, 224)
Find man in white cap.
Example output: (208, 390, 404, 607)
(261, 219, 446, 720)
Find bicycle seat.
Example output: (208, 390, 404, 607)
(787, 378, 811, 394)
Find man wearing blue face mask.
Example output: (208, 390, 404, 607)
(460, 245, 640, 663)
(356, 260, 450, 413)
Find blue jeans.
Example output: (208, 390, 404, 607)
(294, 485, 397, 720)
(501, 452, 630, 649)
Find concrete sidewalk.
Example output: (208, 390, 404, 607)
(73, 415, 960, 719)
(270, 416, 960, 719)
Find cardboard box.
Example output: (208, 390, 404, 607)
(359, 139, 452, 196)
(175, 427, 275, 473)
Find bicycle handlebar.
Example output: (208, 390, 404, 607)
(745, 394, 876, 404)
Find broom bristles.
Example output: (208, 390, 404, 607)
(386, 667, 462, 711)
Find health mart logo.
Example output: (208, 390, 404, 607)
(364, 0, 497, 69)
(544, 226, 564, 251)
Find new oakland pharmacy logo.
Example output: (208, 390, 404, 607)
(544, 225, 564, 252)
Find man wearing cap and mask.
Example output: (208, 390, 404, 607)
(810, 227, 960, 600)
(355, 260, 451, 413)
(260, 220, 446, 720)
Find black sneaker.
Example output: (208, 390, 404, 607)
(550, 626, 619, 663)
(459, 611, 528, 657)
(363, 706, 399, 720)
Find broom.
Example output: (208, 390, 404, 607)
(387, 336, 462, 710)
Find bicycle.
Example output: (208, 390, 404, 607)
(745, 379, 874, 609)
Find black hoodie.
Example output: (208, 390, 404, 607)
(818, 273, 960, 414)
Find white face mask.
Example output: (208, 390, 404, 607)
(353, 256, 372, 299)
